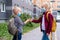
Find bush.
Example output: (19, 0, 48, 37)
(20, 13, 33, 27)
(0, 23, 12, 40)
(20, 13, 39, 33)
(0, 13, 39, 40)
(20, 13, 32, 22)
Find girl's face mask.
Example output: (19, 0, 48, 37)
(41, 7, 46, 13)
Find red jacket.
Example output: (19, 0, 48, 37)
(32, 12, 53, 34)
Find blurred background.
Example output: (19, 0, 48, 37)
(0, 0, 60, 40)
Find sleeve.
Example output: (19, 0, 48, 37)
(17, 17, 25, 26)
(47, 14, 53, 34)
(32, 17, 42, 23)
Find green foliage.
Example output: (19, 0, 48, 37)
(20, 13, 32, 22)
(20, 13, 39, 33)
(0, 23, 12, 40)
(0, 13, 39, 40)
(23, 23, 39, 33)
(20, 13, 33, 27)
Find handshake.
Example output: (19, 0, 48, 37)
(26, 18, 33, 22)
(24, 18, 33, 24)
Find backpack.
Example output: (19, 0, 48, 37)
(46, 12, 57, 32)
(8, 18, 17, 35)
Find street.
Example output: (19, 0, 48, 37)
(22, 22, 60, 40)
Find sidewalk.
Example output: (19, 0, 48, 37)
(56, 23, 60, 40)
(22, 27, 43, 40)
(22, 22, 60, 40)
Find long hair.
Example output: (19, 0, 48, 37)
(42, 2, 52, 13)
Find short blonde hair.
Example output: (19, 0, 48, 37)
(12, 6, 22, 15)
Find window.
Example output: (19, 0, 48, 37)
(57, 6, 60, 8)
(36, 0, 40, 7)
(57, 1, 60, 8)
(57, 1, 60, 5)
(26, 0, 28, 4)
(51, 0, 55, 1)
(1, 3, 6, 12)
(29, 0, 32, 5)
(50, 0, 55, 2)
(30, 0, 32, 2)
(14, 4, 19, 7)
(22, 7, 24, 12)
(22, 0, 23, 1)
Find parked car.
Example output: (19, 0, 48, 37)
(56, 11, 60, 22)
(52, 10, 57, 19)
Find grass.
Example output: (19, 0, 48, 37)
(0, 23, 39, 40)
(0, 23, 13, 40)
(23, 23, 39, 33)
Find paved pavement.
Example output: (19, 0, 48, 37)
(22, 22, 60, 40)
(56, 23, 60, 40)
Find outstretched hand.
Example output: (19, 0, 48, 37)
(27, 18, 32, 22)
(24, 18, 33, 24)
(28, 18, 33, 22)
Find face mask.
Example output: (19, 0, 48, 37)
(17, 12, 21, 16)
(41, 7, 46, 13)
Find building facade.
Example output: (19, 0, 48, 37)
(20, 0, 33, 15)
(0, 0, 34, 21)
(20, 0, 40, 18)
(0, 0, 12, 20)
(0, 0, 12, 22)
(33, 0, 60, 11)
(0, 0, 24, 22)
(0, 0, 42, 22)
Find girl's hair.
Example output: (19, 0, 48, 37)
(42, 2, 52, 13)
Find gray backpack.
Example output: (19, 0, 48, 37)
(8, 18, 17, 35)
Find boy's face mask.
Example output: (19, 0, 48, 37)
(17, 12, 21, 16)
